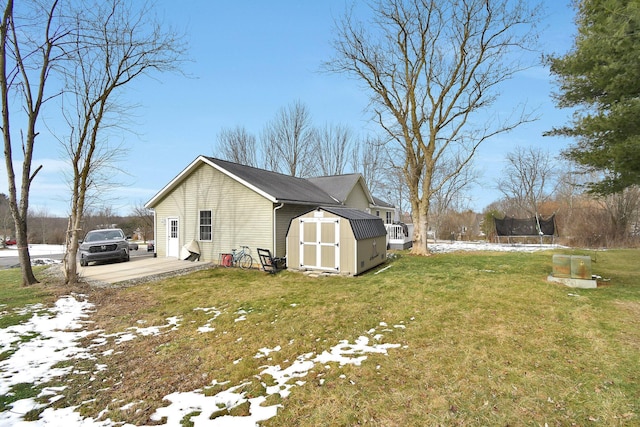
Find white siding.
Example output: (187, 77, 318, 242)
(153, 163, 273, 262)
(344, 182, 371, 211)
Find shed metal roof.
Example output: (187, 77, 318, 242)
(318, 206, 387, 240)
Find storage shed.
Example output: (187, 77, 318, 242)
(286, 207, 387, 276)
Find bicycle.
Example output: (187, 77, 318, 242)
(225, 245, 253, 269)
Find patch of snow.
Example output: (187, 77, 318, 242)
(194, 307, 221, 333)
(0, 244, 65, 257)
(99, 316, 182, 345)
(151, 383, 279, 427)
(0, 295, 95, 397)
(428, 240, 566, 254)
(1, 293, 409, 426)
(254, 345, 282, 359)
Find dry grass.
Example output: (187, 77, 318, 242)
(1, 249, 639, 426)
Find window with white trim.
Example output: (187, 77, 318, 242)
(386, 211, 392, 224)
(199, 210, 212, 241)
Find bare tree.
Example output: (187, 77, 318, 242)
(261, 100, 316, 177)
(30, 206, 51, 244)
(215, 125, 258, 167)
(326, 0, 539, 255)
(429, 156, 478, 240)
(597, 187, 640, 243)
(59, 0, 185, 284)
(313, 123, 352, 176)
(0, 193, 12, 245)
(497, 146, 556, 216)
(130, 202, 154, 242)
(350, 135, 388, 196)
(1, 0, 68, 285)
(378, 162, 409, 220)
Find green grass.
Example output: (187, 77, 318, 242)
(0, 249, 638, 425)
(0, 266, 55, 329)
(0, 267, 52, 308)
(0, 383, 42, 412)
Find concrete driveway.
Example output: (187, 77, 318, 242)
(78, 256, 213, 285)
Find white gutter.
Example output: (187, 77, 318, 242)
(150, 209, 157, 257)
(273, 203, 284, 255)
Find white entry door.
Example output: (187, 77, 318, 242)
(299, 217, 340, 271)
(167, 217, 179, 258)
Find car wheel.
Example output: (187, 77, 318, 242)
(124, 250, 130, 262)
(80, 258, 88, 267)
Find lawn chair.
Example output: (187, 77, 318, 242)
(257, 248, 285, 274)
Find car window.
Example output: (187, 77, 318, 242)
(85, 230, 124, 242)
(85, 232, 104, 242)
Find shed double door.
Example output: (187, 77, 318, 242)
(299, 217, 340, 271)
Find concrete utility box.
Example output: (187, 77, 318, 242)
(571, 256, 592, 280)
(552, 254, 592, 279)
(549, 254, 596, 289)
(552, 254, 571, 278)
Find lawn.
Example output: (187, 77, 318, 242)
(1, 249, 638, 426)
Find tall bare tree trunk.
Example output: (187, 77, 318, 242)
(63, 215, 81, 283)
(412, 201, 430, 255)
(14, 213, 37, 285)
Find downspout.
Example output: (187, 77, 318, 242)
(273, 203, 284, 255)
(151, 209, 157, 257)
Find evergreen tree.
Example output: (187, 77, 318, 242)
(548, 0, 640, 194)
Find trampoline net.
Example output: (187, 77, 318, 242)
(494, 215, 556, 237)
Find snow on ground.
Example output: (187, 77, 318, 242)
(0, 244, 65, 267)
(0, 296, 95, 397)
(0, 244, 66, 257)
(0, 296, 407, 427)
(427, 240, 566, 253)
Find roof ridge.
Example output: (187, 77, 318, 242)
(309, 172, 362, 179)
(203, 156, 340, 205)
(204, 156, 311, 182)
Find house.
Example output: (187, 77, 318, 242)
(307, 175, 395, 224)
(144, 156, 397, 263)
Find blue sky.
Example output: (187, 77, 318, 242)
(2, 0, 576, 217)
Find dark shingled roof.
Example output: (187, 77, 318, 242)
(307, 174, 362, 204)
(319, 206, 387, 240)
(372, 196, 395, 208)
(204, 157, 340, 205)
